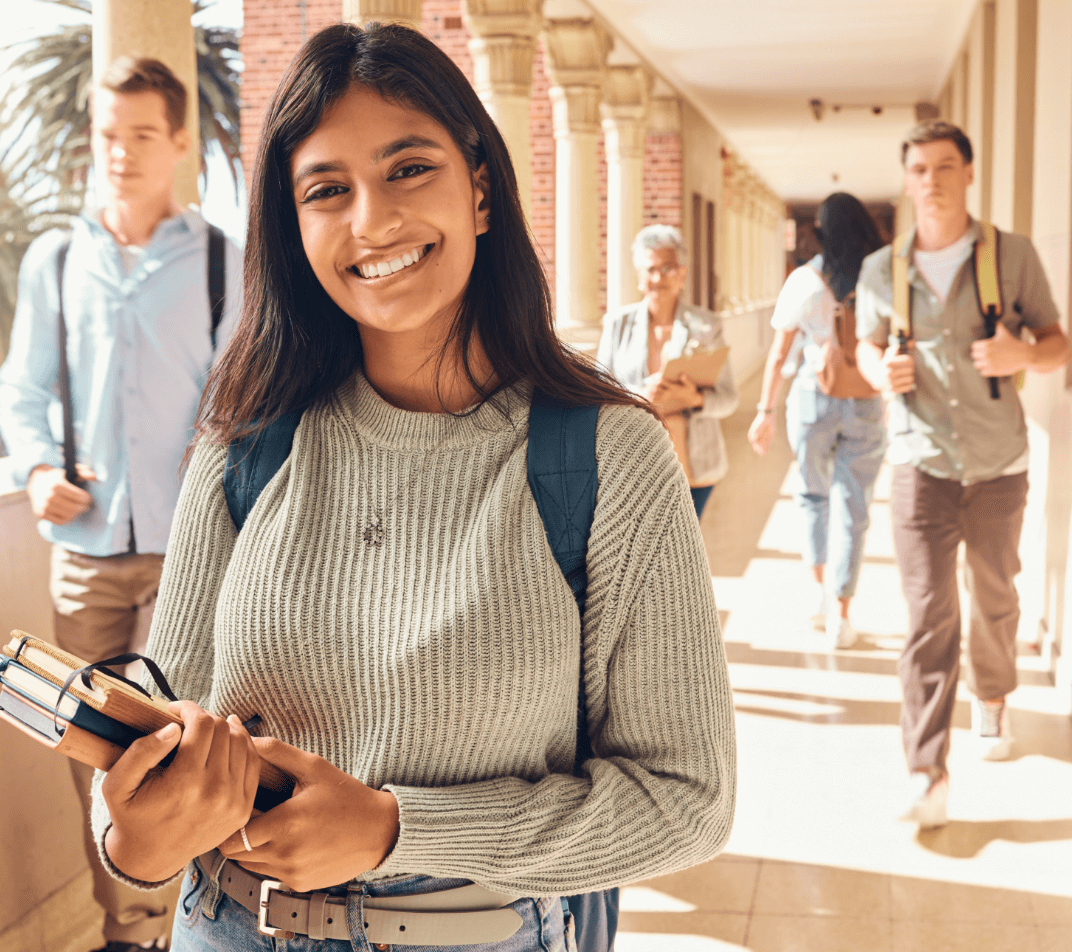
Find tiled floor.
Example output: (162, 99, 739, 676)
(616, 373, 1072, 951)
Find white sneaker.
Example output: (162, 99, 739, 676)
(899, 771, 949, 829)
(826, 613, 856, 649)
(808, 585, 827, 631)
(972, 698, 1014, 761)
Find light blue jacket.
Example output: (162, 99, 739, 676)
(0, 208, 241, 555)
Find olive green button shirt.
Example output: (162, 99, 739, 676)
(855, 219, 1060, 485)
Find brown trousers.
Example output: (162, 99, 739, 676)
(889, 466, 1028, 774)
(50, 546, 180, 946)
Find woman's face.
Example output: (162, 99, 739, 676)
(290, 85, 489, 344)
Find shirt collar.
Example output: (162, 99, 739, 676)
(898, 215, 982, 259)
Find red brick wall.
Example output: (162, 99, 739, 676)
(643, 133, 682, 229)
(419, 0, 473, 82)
(241, 1, 341, 191)
(529, 39, 554, 291)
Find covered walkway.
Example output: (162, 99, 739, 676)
(615, 372, 1072, 952)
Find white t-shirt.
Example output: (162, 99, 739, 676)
(913, 230, 974, 303)
(117, 242, 144, 275)
(770, 256, 837, 385)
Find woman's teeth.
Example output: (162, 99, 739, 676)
(356, 244, 428, 279)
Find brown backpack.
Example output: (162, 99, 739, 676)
(813, 274, 878, 399)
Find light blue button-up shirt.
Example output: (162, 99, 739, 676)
(0, 208, 241, 555)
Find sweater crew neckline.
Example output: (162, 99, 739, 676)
(338, 372, 531, 451)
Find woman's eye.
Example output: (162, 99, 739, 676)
(303, 184, 346, 203)
(391, 163, 433, 181)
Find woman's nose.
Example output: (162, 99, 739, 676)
(349, 186, 401, 243)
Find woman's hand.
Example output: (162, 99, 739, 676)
(651, 375, 704, 416)
(748, 413, 775, 455)
(217, 736, 401, 893)
(102, 701, 261, 883)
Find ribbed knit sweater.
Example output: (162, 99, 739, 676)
(91, 372, 736, 896)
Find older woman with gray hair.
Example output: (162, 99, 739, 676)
(598, 224, 738, 517)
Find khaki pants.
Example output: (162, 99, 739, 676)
(50, 546, 180, 946)
(889, 466, 1028, 774)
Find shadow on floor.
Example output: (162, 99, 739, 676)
(917, 817, 1072, 858)
(731, 688, 1071, 763)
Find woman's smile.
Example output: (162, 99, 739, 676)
(349, 241, 434, 280)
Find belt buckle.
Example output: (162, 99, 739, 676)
(258, 879, 295, 939)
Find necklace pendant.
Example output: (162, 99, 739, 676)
(363, 515, 385, 547)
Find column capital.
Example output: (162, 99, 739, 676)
(543, 18, 612, 89)
(600, 67, 650, 160)
(468, 34, 539, 99)
(601, 65, 652, 112)
(647, 95, 680, 134)
(550, 85, 602, 137)
(342, 0, 422, 28)
(463, 0, 544, 39)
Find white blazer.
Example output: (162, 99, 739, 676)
(597, 298, 739, 485)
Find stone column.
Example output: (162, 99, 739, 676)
(463, 1, 544, 223)
(93, 0, 200, 206)
(601, 65, 651, 312)
(544, 19, 611, 345)
(342, 0, 422, 28)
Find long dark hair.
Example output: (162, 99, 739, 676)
(197, 21, 647, 444)
(815, 192, 885, 301)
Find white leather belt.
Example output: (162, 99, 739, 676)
(198, 852, 524, 945)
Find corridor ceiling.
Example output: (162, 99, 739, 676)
(577, 0, 978, 203)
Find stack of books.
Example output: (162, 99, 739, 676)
(0, 631, 292, 810)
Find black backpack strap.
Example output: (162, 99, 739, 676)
(207, 224, 226, 351)
(54, 235, 80, 486)
(526, 389, 599, 769)
(223, 412, 303, 531)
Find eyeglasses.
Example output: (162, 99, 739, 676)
(640, 263, 682, 278)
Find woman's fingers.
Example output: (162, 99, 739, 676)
(103, 723, 181, 802)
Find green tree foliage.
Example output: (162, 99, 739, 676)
(0, 0, 241, 360)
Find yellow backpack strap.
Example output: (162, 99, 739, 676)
(974, 222, 1011, 395)
(974, 221, 1003, 319)
(891, 232, 913, 348)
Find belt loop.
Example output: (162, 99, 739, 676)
(347, 885, 372, 952)
(199, 850, 228, 920)
(307, 891, 330, 942)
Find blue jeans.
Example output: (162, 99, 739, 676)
(171, 857, 574, 952)
(785, 384, 885, 599)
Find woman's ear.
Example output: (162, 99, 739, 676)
(473, 163, 490, 236)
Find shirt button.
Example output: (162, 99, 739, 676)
(943, 329, 952, 336)
(375, 945, 390, 951)
(952, 432, 959, 439)
(947, 364, 954, 372)
(950, 399, 959, 407)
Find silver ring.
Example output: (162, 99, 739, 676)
(240, 826, 252, 852)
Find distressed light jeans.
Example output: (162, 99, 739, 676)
(171, 855, 575, 952)
(785, 382, 886, 599)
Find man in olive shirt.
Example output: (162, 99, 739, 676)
(855, 121, 1070, 829)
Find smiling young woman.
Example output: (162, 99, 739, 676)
(88, 22, 737, 952)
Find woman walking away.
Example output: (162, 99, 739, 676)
(87, 22, 736, 952)
(598, 225, 738, 519)
(748, 192, 886, 649)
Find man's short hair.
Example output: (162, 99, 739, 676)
(97, 56, 187, 133)
(901, 120, 973, 165)
(632, 224, 687, 269)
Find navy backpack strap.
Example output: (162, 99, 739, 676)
(527, 389, 599, 607)
(223, 411, 303, 531)
(54, 234, 80, 486)
(207, 224, 226, 351)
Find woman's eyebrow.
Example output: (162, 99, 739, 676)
(293, 160, 347, 187)
(372, 135, 445, 162)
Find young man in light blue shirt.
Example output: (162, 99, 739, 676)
(0, 57, 241, 952)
